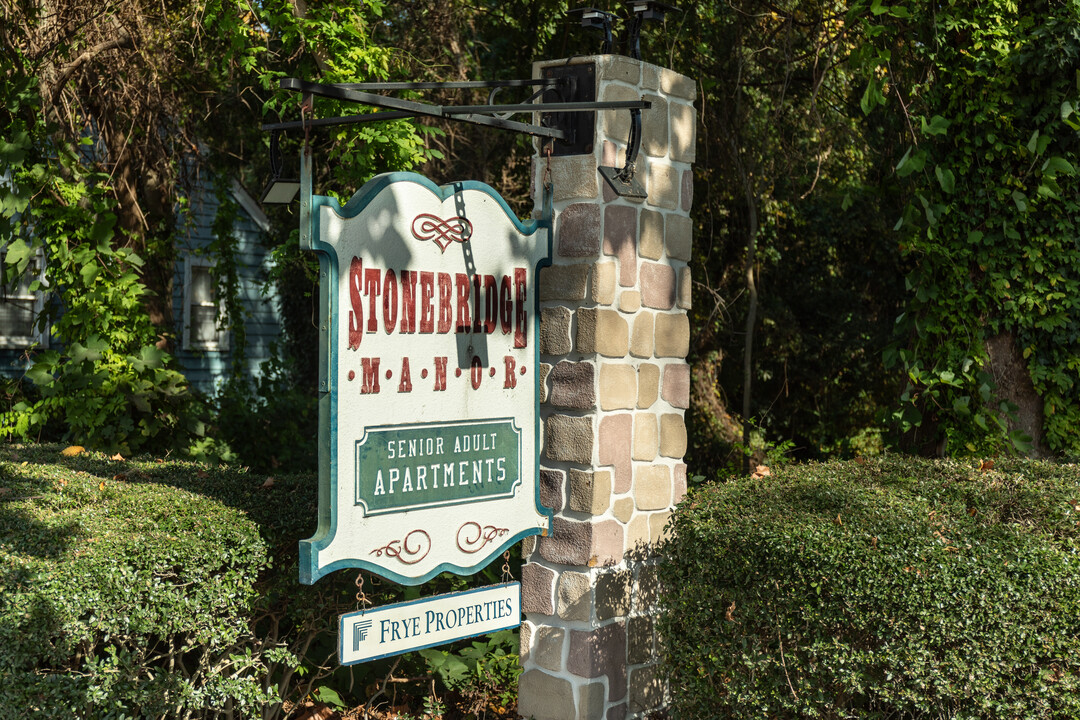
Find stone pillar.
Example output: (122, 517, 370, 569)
(518, 55, 695, 720)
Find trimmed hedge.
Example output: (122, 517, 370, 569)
(658, 456, 1080, 719)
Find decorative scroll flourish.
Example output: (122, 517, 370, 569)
(370, 529, 431, 565)
(456, 521, 510, 554)
(412, 213, 473, 251)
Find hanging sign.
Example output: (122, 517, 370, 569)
(298, 172, 553, 586)
(340, 582, 520, 665)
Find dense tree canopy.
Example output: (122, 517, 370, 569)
(2, 0, 1079, 464)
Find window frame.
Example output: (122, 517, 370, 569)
(0, 246, 49, 349)
(182, 255, 230, 352)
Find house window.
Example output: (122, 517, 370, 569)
(0, 248, 48, 349)
(183, 257, 229, 351)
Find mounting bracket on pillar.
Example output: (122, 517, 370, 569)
(598, 106, 647, 199)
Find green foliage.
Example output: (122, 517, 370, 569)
(0, 444, 522, 717)
(419, 629, 521, 709)
(852, 0, 1080, 454)
(659, 456, 1080, 718)
(214, 350, 318, 473)
(0, 447, 281, 717)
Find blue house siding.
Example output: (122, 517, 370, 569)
(171, 178, 282, 397)
(1, 178, 282, 399)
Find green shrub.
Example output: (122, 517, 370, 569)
(658, 456, 1080, 719)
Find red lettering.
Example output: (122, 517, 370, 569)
(503, 356, 517, 389)
(348, 257, 363, 350)
(398, 357, 412, 392)
(472, 275, 482, 333)
(382, 270, 398, 333)
(438, 273, 453, 333)
(499, 275, 512, 335)
(361, 358, 381, 394)
(419, 272, 435, 333)
(400, 271, 417, 333)
(470, 356, 483, 389)
(455, 273, 471, 333)
(433, 356, 448, 391)
(514, 267, 527, 348)
(484, 275, 498, 334)
(364, 269, 381, 332)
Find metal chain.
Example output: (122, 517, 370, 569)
(355, 571, 371, 613)
(543, 141, 553, 190)
(501, 549, 513, 584)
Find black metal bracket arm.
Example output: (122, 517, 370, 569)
(262, 77, 650, 145)
(599, 106, 646, 199)
(571, 7, 616, 54)
(627, 1, 681, 60)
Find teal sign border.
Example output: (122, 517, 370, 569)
(297, 168, 554, 586)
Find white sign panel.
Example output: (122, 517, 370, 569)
(340, 583, 521, 665)
(299, 173, 553, 585)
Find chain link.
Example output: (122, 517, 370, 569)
(355, 571, 371, 613)
(501, 549, 512, 584)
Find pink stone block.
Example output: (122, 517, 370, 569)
(640, 262, 676, 309)
(567, 621, 628, 702)
(599, 413, 633, 493)
(681, 168, 694, 212)
(592, 519, 625, 566)
(603, 205, 638, 286)
(661, 363, 691, 409)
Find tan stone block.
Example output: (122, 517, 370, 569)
(600, 363, 637, 411)
(654, 312, 689, 358)
(641, 94, 669, 158)
(642, 63, 661, 91)
(579, 683, 606, 719)
(650, 511, 673, 543)
(681, 168, 694, 212)
(670, 102, 697, 164)
(539, 363, 551, 404)
(550, 154, 600, 203)
(600, 54, 642, 85)
(674, 463, 688, 505)
(520, 620, 533, 662)
(593, 261, 616, 305)
(540, 306, 572, 356)
(634, 465, 672, 511)
(557, 571, 592, 621)
(666, 213, 692, 261)
(533, 626, 566, 672)
(630, 312, 654, 359)
(613, 496, 635, 523)
(640, 209, 664, 260)
(660, 413, 688, 458)
(602, 84, 640, 145)
(660, 68, 697, 101)
(647, 163, 679, 210)
(638, 363, 660, 408)
(544, 414, 593, 463)
(569, 468, 612, 515)
(678, 266, 692, 309)
(577, 308, 629, 357)
(603, 140, 619, 167)
(619, 290, 641, 313)
(522, 563, 555, 615)
(539, 263, 590, 301)
(633, 413, 658, 462)
(519, 670, 576, 720)
(640, 262, 676, 310)
(626, 513, 650, 549)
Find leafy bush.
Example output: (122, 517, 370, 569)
(0, 444, 520, 718)
(658, 456, 1080, 719)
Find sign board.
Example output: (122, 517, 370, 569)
(298, 172, 553, 585)
(339, 582, 520, 664)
